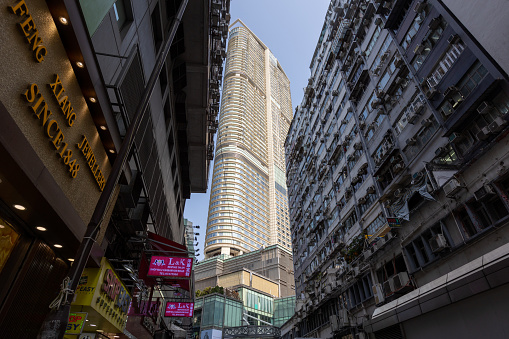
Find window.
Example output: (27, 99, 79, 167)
(345, 274, 374, 309)
(412, 17, 447, 71)
(365, 214, 385, 237)
(113, 0, 130, 30)
(365, 26, 382, 57)
(401, 5, 430, 50)
(404, 222, 454, 271)
(425, 42, 465, 90)
(438, 61, 488, 119)
(454, 187, 509, 240)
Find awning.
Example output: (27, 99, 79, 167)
(364, 242, 509, 333)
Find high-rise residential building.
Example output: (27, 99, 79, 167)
(204, 20, 293, 258)
(283, 0, 509, 338)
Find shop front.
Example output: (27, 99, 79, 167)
(0, 0, 112, 336)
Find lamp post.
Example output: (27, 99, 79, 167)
(37, 1, 189, 338)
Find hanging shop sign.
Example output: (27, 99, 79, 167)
(65, 312, 88, 335)
(386, 217, 402, 227)
(164, 302, 194, 317)
(148, 256, 193, 278)
(72, 258, 132, 332)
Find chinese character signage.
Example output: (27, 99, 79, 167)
(165, 302, 194, 317)
(386, 217, 402, 227)
(148, 256, 192, 278)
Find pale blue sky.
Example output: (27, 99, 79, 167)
(184, 0, 330, 260)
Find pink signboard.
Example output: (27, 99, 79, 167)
(147, 256, 193, 278)
(165, 302, 194, 317)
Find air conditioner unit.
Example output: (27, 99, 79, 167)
(474, 184, 495, 201)
(367, 185, 376, 194)
(359, 121, 366, 129)
(393, 163, 404, 173)
(358, 197, 367, 204)
(428, 17, 440, 30)
(447, 34, 459, 43)
(448, 132, 464, 142)
(443, 86, 458, 97)
(330, 315, 340, 332)
(394, 188, 405, 197)
(408, 111, 420, 124)
(375, 17, 383, 26)
(421, 118, 433, 127)
(371, 99, 382, 109)
(476, 126, 490, 140)
(414, 44, 424, 54)
(406, 137, 417, 145)
(443, 178, 462, 197)
(332, 89, 339, 96)
(389, 156, 399, 164)
(414, 1, 425, 12)
(489, 116, 507, 133)
(380, 52, 390, 63)
(435, 146, 447, 157)
(339, 309, 350, 328)
(372, 283, 385, 304)
(391, 271, 410, 290)
(429, 234, 448, 252)
(354, 142, 363, 150)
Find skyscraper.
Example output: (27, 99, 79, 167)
(204, 20, 293, 258)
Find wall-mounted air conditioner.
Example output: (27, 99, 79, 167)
(477, 101, 492, 114)
(443, 178, 462, 197)
(474, 184, 495, 201)
(330, 315, 340, 332)
(429, 234, 448, 252)
(406, 137, 417, 145)
(489, 116, 507, 133)
(372, 283, 385, 304)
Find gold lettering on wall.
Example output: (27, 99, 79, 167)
(22, 83, 80, 178)
(8, 0, 48, 63)
(49, 74, 77, 127)
(77, 135, 106, 191)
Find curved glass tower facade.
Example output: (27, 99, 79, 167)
(205, 20, 292, 258)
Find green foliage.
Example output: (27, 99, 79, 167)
(196, 286, 224, 297)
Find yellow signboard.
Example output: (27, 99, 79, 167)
(72, 258, 131, 332)
(65, 312, 88, 335)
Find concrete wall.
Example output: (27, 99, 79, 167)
(441, 0, 509, 77)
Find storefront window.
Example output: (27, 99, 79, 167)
(0, 217, 19, 273)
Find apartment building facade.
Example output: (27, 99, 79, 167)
(204, 20, 293, 258)
(285, 0, 509, 338)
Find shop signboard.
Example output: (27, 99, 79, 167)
(148, 256, 192, 278)
(387, 217, 402, 227)
(65, 312, 88, 335)
(164, 302, 194, 317)
(71, 258, 131, 333)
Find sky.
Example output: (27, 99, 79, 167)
(184, 0, 331, 261)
